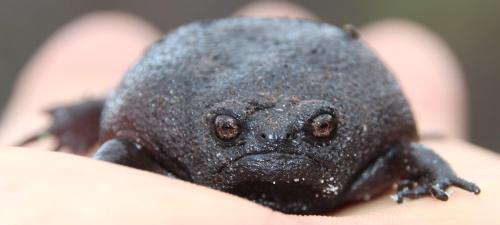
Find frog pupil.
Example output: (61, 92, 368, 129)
(214, 115, 241, 140)
(310, 114, 335, 138)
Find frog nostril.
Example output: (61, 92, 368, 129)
(259, 133, 276, 141)
(258, 132, 296, 142)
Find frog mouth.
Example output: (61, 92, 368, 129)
(218, 152, 330, 189)
(218, 152, 338, 214)
(215, 151, 324, 174)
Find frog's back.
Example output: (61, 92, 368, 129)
(101, 18, 417, 151)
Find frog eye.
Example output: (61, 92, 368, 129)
(306, 113, 336, 139)
(213, 115, 242, 141)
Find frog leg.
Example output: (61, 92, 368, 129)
(93, 138, 168, 174)
(343, 143, 480, 203)
(340, 145, 401, 202)
(17, 99, 104, 155)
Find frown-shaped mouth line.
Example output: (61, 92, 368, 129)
(214, 151, 324, 174)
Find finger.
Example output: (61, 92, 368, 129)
(233, 0, 317, 19)
(6, 145, 493, 225)
(1, 138, 498, 223)
(360, 20, 468, 139)
(0, 147, 337, 225)
(0, 11, 161, 148)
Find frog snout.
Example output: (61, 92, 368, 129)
(256, 127, 298, 144)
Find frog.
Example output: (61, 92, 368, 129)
(19, 17, 480, 214)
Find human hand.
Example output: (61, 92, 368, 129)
(0, 1, 498, 224)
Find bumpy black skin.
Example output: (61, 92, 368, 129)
(22, 18, 480, 214)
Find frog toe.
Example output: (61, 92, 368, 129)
(450, 177, 481, 194)
(393, 185, 430, 203)
(430, 182, 450, 201)
(394, 175, 480, 203)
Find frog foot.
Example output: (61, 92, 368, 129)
(393, 175, 480, 203)
(17, 99, 104, 155)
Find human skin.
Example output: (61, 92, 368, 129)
(0, 1, 499, 224)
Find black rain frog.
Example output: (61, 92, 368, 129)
(20, 18, 480, 214)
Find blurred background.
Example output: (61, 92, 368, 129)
(0, 0, 498, 152)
